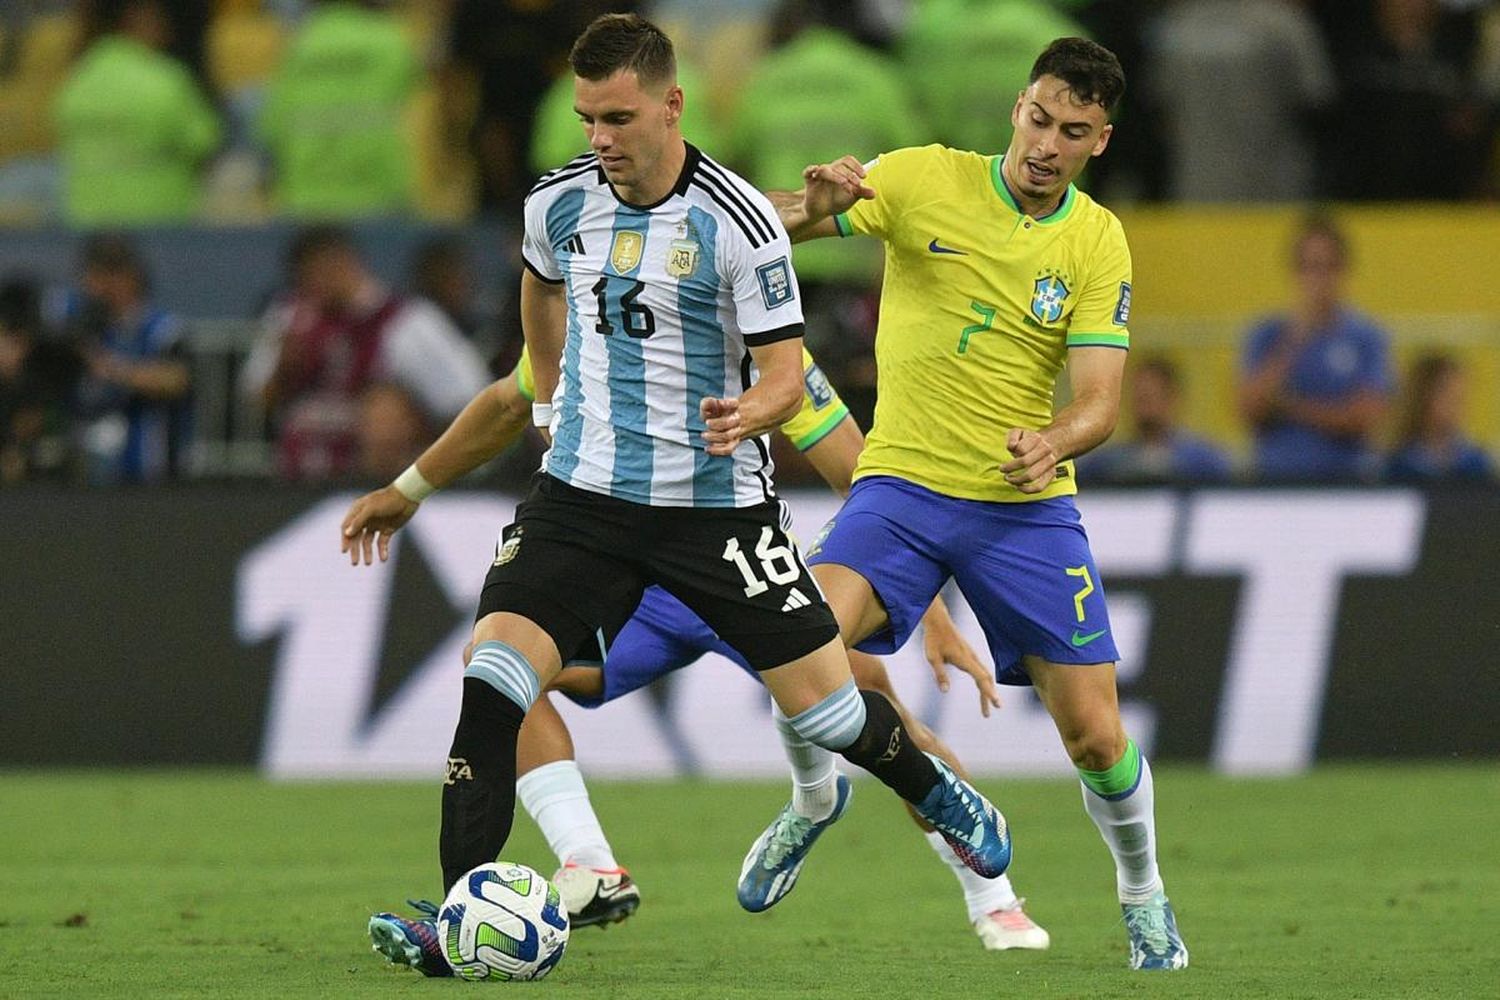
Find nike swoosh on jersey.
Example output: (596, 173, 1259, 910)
(1071, 628, 1109, 647)
(927, 238, 968, 255)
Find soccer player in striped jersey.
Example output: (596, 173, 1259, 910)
(343, 13, 1010, 976)
(344, 346, 1049, 952)
(754, 38, 1190, 970)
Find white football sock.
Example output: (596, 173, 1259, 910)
(925, 830, 1020, 921)
(516, 759, 617, 870)
(1081, 751, 1163, 904)
(773, 702, 838, 821)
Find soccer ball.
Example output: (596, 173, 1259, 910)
(437, 862, 570, 981)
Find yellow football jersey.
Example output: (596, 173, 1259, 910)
(835, 144, 1132, 502)
(516, 345, 849, 453)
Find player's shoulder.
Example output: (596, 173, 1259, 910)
(690, 147, 784, 251)
(870, 143, 980, 179)
(523, 152, 602, 208)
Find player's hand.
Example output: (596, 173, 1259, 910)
(1001, 428, 1062, 494)
(922, 606, 1002, 718)
(802, 156, 876, 220)
(340, 485, 419, 565)
(700, 396, 743, 456)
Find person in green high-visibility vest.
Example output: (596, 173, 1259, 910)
(54, 0, 222, 226)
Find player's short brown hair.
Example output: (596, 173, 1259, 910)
(1029, 37, 1126, 114)
(570, 13, 676, 86)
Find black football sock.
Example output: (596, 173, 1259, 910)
(439, 677, 526, 892)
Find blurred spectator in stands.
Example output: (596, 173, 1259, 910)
(408, 233, 506, 372)
(899, 0, 1085, 158)
(53, 0, 221, 225)
(446, 1, 628, 211)
(1385, 352, 1496, 483)
(1080, 356, 1234, 484)
(1238, 214, 1395, 481)
(726, 0, 920, 426)
(1325, 0, 1493, 199)
(257, 0, 421, 219)
(241, 226, 489, 480)
(357, 381, 431, 481)
(67, 234, 192, 483)
(0, 276, 82, 484)
(1145, 0, 1335, 202)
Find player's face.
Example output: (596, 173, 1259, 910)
(1006, 74, 1112, 205)
(574, 70, 683, 196)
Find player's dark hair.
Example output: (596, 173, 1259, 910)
(1029, 37, 1126, 114)
(569, 13, 676, 86)
(1291, 212, 1349, 270)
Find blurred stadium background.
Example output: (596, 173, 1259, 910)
(1, 1, 1497, 996)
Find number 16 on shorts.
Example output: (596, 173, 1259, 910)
(723, 526, 802, 598)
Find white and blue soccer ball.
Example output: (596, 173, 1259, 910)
(438, 862, 570, 981)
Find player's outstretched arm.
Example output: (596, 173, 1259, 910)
(340, 370, 532, 565)
(766, 155, 875, 244)
(1002, 346, 1126, 494)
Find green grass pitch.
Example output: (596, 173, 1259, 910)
(2, 766, 1495, 998)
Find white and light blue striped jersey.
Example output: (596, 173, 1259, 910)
(521, 144, 805, 508)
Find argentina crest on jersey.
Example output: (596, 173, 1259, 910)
(666, 219, 700, 279)
(1031, 273, 1071, 324)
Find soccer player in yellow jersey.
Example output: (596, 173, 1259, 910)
(743, 38, 1190, 970)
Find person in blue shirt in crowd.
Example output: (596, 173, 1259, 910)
(1385, 352, 1495, 483)
(68, 233, 192, 483)
(1081, 355, 1233, 484)
(1237, 214, 1394, 481)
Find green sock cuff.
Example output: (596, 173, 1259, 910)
(1078, 739, 1141, 798)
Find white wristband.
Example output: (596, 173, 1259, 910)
(532, 402, 554, 428)
(392, 463, 436, 503)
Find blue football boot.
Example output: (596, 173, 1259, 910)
(368, 899, 453, 978)
(913, 753, 1012, 879)
(737, 773, 853, 912)
(1122, 891, 1189, 970)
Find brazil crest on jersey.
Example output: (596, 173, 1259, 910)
(522, 144, 805, 507)
(835, 144, 1133, 502)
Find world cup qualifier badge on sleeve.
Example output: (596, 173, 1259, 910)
(756, 257, 795, 309)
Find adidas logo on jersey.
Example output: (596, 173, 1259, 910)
(781, 588, 811, 612)
(559, 233, 585, 255)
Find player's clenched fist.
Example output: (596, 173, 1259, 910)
(802, 155, 876, 219)
(340, 486, 419, 565)
(1001, 428, 1061, 494)
(700, 395, 743, 456)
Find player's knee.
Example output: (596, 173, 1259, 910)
(783, 679, 867, 751)
(1063, 727, 1129, 772)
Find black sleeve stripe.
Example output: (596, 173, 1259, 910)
(522, 259, 565, 285)
(742, 323, 804, 347)
(691, 178, 767, 249)
(697, 158, 775, 244)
